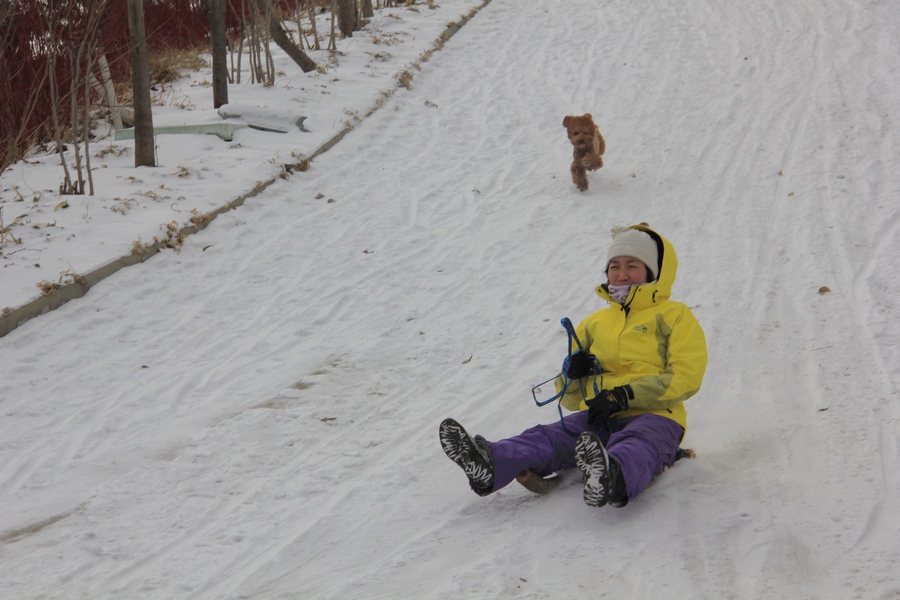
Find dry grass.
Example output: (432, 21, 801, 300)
(397, 69, 413, 89)
(36, 270, 86, 296)
(149, 48, 209, 86)
(132, 238, 153, 256)
(0, 208, 24, 248)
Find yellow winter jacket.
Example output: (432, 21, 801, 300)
(556, 224, 707, 433)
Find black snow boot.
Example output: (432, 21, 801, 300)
(575, 431, 627, 508)
(439, 418, 495, 496)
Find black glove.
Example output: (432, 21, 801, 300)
(586, 386, 633, 424)
(564, 350, 597, 380)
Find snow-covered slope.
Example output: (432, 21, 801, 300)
(1, 1, 898, 598)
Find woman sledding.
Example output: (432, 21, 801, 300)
(440, 223, 708, 507)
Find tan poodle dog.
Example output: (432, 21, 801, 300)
(563, 114, 606, 191)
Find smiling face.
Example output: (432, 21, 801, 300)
(607, 256, 650, 286)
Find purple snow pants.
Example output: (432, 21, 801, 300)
(487, 411, 684, 502)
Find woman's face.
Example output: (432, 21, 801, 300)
(607, 256, 649, 286)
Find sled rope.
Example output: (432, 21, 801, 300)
(531, 317, 600, 433)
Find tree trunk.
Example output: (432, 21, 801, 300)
(361, 0, 373, 19)
(202, 0, 229, 108)
(307, 7, 321, 51)
(328, 0, 337, 51)
(126, 0, 155, 167)
(337, 0, 358, 37)
(254, 0, 317, 73)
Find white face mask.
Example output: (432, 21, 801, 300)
(609, 284, 634, 304)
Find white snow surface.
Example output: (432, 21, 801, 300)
(2, 1, 899, 598)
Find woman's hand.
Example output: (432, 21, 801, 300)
(564, 350, 598, 379)
(586, 386, 633, 423)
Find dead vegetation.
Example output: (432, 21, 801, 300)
(36, 270, 87, 296)
(149, 47, 210, 87)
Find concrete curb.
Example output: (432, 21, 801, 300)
(0, 0, 491, 339)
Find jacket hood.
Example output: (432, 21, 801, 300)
(596, 224, 678, 308)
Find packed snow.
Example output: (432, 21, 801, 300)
(2, 1, 899, 598)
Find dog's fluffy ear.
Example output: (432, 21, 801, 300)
(563, 116, 572, 127)
(583, 113, 593, 120)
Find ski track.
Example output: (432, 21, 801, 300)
(2, 0, 899, 598)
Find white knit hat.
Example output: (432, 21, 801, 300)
(606, 227, 659, 281)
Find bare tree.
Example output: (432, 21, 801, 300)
(328, 0, 337, 51)
(254, 0, 317, 73)
(66, 0, 108, 195)
(126, 0, 156, 167)
(245, 0, 274, 85)
(41, 5, 80, 193)
(202, 0, 229, 108)
(306, 5, 321, 51)
(292, 1, 321, 51)
(337, 0, 358, 37)
(0, 1, 50, 179)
